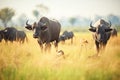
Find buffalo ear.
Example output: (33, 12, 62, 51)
(89, 28, 96, 32)
(25, 25, 33, 30)
(105, 28, 112, 32)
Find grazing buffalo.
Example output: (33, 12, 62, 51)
(111, 28, 117, 37)
(16, 31, 28, 43)
(59, 31, 74, 44)
(1, 27, 18, 42)
(59, 35, 66, 43)
(25, 17, 61, 52)
(0, 27, 27, 43)
(89, 19, 112, 55)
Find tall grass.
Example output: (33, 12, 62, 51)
(0, 32, 120, 80)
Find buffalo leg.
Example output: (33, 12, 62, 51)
(71, 38, 73, 44)
(38, 40, 43, 52)
(54, 40, 59, 51)
(22, 39, 25, 44)
(95, 41, 99, 55)
(102, 43, 107, 52)
(45, 43, 51, 52)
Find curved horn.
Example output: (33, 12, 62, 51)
(26, 20, 29, 25)
(109, 21, 111, 27)
(90, 22, 94, 28)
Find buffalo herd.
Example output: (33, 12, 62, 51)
(0, 17, 118, 56)
(0, 27, 27, 43)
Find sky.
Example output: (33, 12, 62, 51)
(0, 0, 120, 19)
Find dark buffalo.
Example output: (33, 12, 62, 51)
(16, 31, 28, 43)
(59, 31, 74, 44)
(111, 28, 117, 37)
(1, 27, 18, 42)
(0, 30, 4, 42)
(89, 19, 112, 56)
(0, 27, 27, 43)
(25, 17, 61, 52)
(59, 34, 66, 43)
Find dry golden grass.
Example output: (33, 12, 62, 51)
(0, 32, 120, 80)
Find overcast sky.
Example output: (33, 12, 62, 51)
(0, 0, 120, 19)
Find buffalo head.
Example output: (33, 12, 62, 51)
(25, 20, 48, 38)
(89, 21, 112, 43)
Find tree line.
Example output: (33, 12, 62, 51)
(0, 7, 120, 30)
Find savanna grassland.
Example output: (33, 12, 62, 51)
(0, 31, 120, 80)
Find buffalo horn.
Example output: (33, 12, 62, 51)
(109, 21, 111, 27)
(26, 20, 29, 25)
(90, 22, 94, 28)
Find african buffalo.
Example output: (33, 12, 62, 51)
(25, 17, 61, 52)
(59, 35, 66, 43)
(89, 19, 112, 56)
(2, 27, 18, 42)
(59, 31, 74, 44)
(0, 27, 27, 43)
(111, 28, 117, 37)
(16, 31, 28, 43)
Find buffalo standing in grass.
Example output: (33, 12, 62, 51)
(111, 28, 117, 37)
(25, 17, 61, 52)
(89, 19, 112, 56)
(59, 31, 74, 44)
(0, 27, 27, 43)
(0, 27, 18, 43)
(59, 35, 66, 43)
(16, 31, 28, 43)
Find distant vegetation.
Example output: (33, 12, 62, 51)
(0, 8, 15, 27)
(0, 7, 120, 32)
